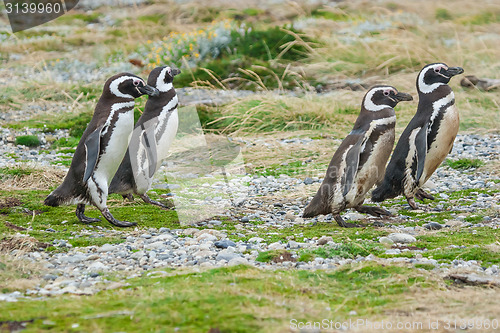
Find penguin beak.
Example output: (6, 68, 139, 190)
(443, 67, 464, 78)
(138, 84, 159, 97)
(171, 68, 181, 76)
(394, 92, 413, 102)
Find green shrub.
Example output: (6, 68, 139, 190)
(435, 8, 453, 21)
(15, 135, 40, 147)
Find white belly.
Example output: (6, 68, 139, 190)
(95, 112, 134, 185)
(155, 109, 179, 169)
(420, 105, 459, 184)
(346, 131, 394, 207)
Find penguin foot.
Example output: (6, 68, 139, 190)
(100, 208, 137, 227)
(407, 198, 418, 210)
(122, 193, 134, 202)
(415, 189, 435, 201)
(139, 194, 174, 210)
(76, 204, 101, 223)
(334, 214, 360, 228)
(355, 205, 392, 217)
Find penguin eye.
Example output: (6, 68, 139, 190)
(133, 79, 141, 87)
(383, 91, 390, 96)
(434, 68, 441, 73)
(167, 67, 172, 76)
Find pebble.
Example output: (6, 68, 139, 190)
(387, 233, 417, 244)
(424, 222, 443, 230)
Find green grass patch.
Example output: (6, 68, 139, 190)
(0, 190, 180, 249)
(0, 263, 431, 332)
(446, 158, 484, 170)
(51, 137, 80, 148)
(15, 135, 40, 147)
(0, 166, 36, 179)
(435, 8, 453, 21)
(310, 242, 385, 260)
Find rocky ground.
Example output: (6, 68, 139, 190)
(0, 131, 499, 301)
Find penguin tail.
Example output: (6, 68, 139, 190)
(302, 194, 329, 218)
(44, 186, 70, 207)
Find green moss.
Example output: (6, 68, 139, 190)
(51, 137, 80, 148)
(15, 135, 40, 147)
(311, 242, 385, 259)
(435, 8, 453, 21)
(0, 263, 431, 331)
(311, 9, 349, 21)
(446, 158, 484, 170)
(414, 263, 435, 271)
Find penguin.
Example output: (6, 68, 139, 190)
(108, 66, 180, 208)
(303, 86, 413, 227)
(372, 63, 464, 209)
(44, 73, 159, 227)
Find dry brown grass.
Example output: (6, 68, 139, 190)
(1, 164, 66, 190)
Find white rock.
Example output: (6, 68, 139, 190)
(379, 237, 395, 245)
(88, 262, 108, 272)
(228, 257, 249, 266)
(387, 233, 416, 244)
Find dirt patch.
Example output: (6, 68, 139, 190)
(0, 320, 34, 332)
(272, 251, 296, 263)
(0, 197, 22, 214)
(4, 222, 27, 232)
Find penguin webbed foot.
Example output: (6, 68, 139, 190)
(355, 205, 392, 217)
(100, 207, 137, 227)
(334, 214, 360, 228)
(415, 189, 435, 201)
(76, 204, 101, 224)
(139, 194, 174, 210)
(407, 198, 419, 210)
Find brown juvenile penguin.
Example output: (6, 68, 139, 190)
(303, 85, 413, 227)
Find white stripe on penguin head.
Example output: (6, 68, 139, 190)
(109, 76, 144, 98)
(363, 86, 397, 112)
(417, 63, 447, 94)
(156, 67, 174, 93)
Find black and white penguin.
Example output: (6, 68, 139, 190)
(372, 63, 464, 209)
(108, 66, 180, 207)
(303, 86, 413, 227)
(44, 73, 159, 227)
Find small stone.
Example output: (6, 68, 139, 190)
(97, 244, 115, 252)
(208, 220, 222, 226)
(228, 257, 249, 266)
(317, 236, 333, 246)
(379, 237, 395, 245)
(385, 249, 401, 255)
(241, 216, 250, 223)
(214, 240, 236, 249)
(141, 233, 152, 239)
(248, 237, 265, 243)
(216, 249, 240, 262)
(159, 227, 170, 233)
(45, 228, 56, 232)
(43, 274, 57, 281)
(304, 177, 314, 185)
(285, 210, 296, 221)
(88, 262, 108, 272)
(287, 241, 300, 249)
(424, 222, 443, 230)
(387, 233, 416, 244)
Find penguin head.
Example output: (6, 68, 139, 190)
(363, 85, 413, 112)
(417, 63, 464, 93)
(106, 73, 159, 99)
(148, 66, 181, 92)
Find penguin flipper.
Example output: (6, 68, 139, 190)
(140, 123, 158, 178)
(83, 125, 104, 183)
(342, 139, 363, 196)
(415, 125, 428, 182)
